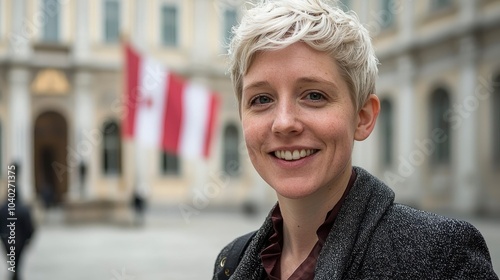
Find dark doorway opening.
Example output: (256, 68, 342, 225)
(34, 111, 68, 207)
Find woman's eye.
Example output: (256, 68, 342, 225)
(251, 95, 272, 105)
(306, 92, 324, 101)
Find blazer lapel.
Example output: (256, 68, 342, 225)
(230, 207, 275, 279)
(314, 167, 395, 279)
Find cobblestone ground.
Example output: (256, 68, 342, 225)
(0, 208, 499, 280)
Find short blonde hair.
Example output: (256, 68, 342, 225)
(228, 0, 378, 111)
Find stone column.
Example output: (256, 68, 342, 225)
(358, 0, 368, 26)
(71, 0, 92, 201)
(192, 0, 210, 65)
(189, 0, 212, 209)
(453, 35, 479, 214)
(72, 71, 93, 200)
(396, 54, 419, 204)
(460, 0, 476, 25)
(132, 0, 148, 199)
(9, 0, 31, 59)
(8, 0, 33, 202)
(8, 69, 32, 202)
(132, 0, 146, 51)
(400, 0, 414, 45)
(73, 0, 89, 63)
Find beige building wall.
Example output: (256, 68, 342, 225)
(351, 0, 500, 215)
(0, 0, 498, 218)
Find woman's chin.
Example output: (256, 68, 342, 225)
(271, 184, 319, 200)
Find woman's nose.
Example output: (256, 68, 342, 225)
(271, 100, 303, 135)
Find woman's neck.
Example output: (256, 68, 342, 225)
(276, 166, 352, 263)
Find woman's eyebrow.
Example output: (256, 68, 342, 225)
(243, 80, 272, 92)
(297, 77, 339, 91)
(243, 77, 339, 92)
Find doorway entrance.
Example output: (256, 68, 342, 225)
(34, 111, 68, 207)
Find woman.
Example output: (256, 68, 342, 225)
(213, 0, 498, 279)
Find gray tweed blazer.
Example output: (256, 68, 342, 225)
(213, 167, 498, 279)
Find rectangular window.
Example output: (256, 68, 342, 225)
(42, 0, 60, 42)
(104, 0, 120, 43)
(223, 9, 238, 47)
(380, 100, 393, 166)
(380, 0, 395, 29)
(161, 152, 180, 176)
(431, 0, 452, 10)
(103, 122, 121, 175)
(223, 125, 241, 177)
(161, 5, 178, 47)
(430, 90, 451, 165)
(339, 0, 350, 12)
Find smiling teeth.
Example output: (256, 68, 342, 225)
(274, 149, 316, 161)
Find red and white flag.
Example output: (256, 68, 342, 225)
(123, 44, 220, 159)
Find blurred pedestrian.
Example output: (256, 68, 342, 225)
(0, 162, 36, 280)
(78, 161, 87, 198)
(213, 0, 498, 279)
(131, 184, 147, 226)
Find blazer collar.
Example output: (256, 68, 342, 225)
(315, 166, 395, 279)
(231, 166, 395, 280)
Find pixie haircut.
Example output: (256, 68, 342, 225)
(228, 0, 378, 111)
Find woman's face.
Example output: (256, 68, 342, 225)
(241, 42, 363, 199)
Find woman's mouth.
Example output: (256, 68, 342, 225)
(273, 149, 318, 161)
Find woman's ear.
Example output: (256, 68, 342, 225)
(354, 94, 380, 141)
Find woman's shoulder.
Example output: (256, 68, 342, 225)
(376, 203, 489, 254)
(366, 203, 498, 279)
(382, 203, 481, 239)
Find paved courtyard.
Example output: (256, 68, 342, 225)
(1, 208, 499, 280)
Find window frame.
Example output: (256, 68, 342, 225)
(380, 0, 395, 30)
(339, 0, 350, 12)
(430, 0, 453, 11)
(160, 4, 179, 47)
(41, 0, 61, 43)
(161, 151, 180, 176)
(102, 121, 122, 176)
(103, 0, 120, 44)
(223, 123, 241, 177)
(430, 88, 452, 166)
(379, 98, 394, 167)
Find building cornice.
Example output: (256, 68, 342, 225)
(376, 15, 500, 62)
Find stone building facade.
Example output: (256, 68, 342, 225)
(0, 0, 499, 218)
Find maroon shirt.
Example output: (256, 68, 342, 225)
(260, 169, 357, 280)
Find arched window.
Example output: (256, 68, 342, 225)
(493, 75, 500, 166)
(223, 124, 240, 177)
(430, 88, 451, 165)
(379, 98, 393, 166)
(161, 152, 180, 176)
(102, 121, 121, 175)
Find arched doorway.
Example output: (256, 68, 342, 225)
(34, 111, 68, 207)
